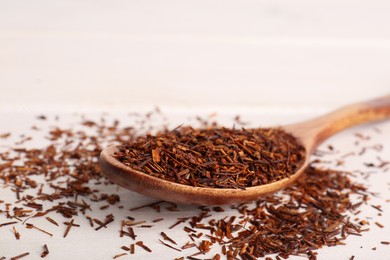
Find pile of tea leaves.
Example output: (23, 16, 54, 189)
(115, 126, 306, 189)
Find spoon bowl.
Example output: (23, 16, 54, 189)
(100, 95, 390, 205)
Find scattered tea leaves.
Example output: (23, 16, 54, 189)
(41, 244, 49, 258)
(0, 111, 388, 259)
(136, 241, 152, 252)
(10, 252, 29, 260)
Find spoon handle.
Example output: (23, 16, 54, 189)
(286, 95, 390, 151)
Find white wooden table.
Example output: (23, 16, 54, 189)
(1, 1, 390, 259)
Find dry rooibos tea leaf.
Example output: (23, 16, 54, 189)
(115, 127, 305, 189)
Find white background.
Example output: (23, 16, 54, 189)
(0, 0, 389, 111)
(1, 1, 390, 260)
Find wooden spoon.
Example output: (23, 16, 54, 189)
(100, 95, 390, 205)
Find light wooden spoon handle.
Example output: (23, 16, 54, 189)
(284, 95, 390, 151)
